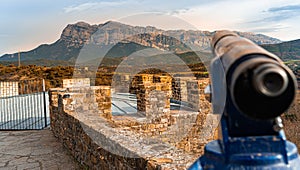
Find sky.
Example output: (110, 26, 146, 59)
(1, 0, 300, 55)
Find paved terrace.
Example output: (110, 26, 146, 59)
(0, 129, 81, 170)
(111, 93, 195, 116)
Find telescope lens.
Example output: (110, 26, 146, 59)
(263, 72, 284, 93)
(254, 64, 288, 97)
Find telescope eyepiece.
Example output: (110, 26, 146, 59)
(253, 64, 288, 97)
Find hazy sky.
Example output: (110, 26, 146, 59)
(1, 0, 300, 55)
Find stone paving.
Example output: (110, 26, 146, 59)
(0, 129, 81, 170)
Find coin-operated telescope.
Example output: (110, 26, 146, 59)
(189, 31, 300, 169)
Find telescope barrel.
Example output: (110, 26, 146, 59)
(211, 31, 297, 120)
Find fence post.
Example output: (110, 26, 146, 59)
(43, 79, 47, 128)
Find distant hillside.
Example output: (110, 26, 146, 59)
(261, 39, 300, 61)
(82, 41, 212, 67)
(0, 59, 74, 67)
(0, 21, 282, 66)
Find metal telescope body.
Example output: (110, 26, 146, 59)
(189, 31, 300, 169)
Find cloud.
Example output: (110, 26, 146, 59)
(268, 4, 300, 13)
(168, 8, 191, 16)
(64, 2, 97, 13)
(249, 13, 293, 24)
(239, 3, 300, 35)
(64, 1, 127, 13)
(262, 4, 300, 22)
(248, 24, 289, 33)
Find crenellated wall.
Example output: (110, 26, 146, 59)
(49, 86, 202, 169)
(49, 76, 217, 169)
(49, 91, 152, 169)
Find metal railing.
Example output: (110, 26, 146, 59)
(0, 79, 49, 130)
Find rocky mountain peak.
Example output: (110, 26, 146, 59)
(59, 21, 282, 50)
(60, 21, 98, 48)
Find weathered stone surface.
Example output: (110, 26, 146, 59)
(134, 74, 172, 119)
(0, 130, 81, 170)
(0, 81, 18, 97)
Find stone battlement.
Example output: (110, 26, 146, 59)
(49, 75, 218, 169)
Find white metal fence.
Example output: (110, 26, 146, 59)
(0, 79, 50, 130)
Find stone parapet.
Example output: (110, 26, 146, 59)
(49, 77, 217, 169)
(49, 86, 112, 119)
(50, 89, 197, 169)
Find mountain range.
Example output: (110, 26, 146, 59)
(0, 21, 298, 66)
(261, 39, 300, 61)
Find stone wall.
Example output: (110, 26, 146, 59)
(49, 87, 199, 169)
(63, 78, 90, 88)
(186, 79, 209, 111)
(49, 97, 151, 169)
(49, 76, 218, 169)
(0, 81, 18, 97)
(134, 74, 172, 119)
(172, 77, 196, 102)
(49, 86, 112, 119)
